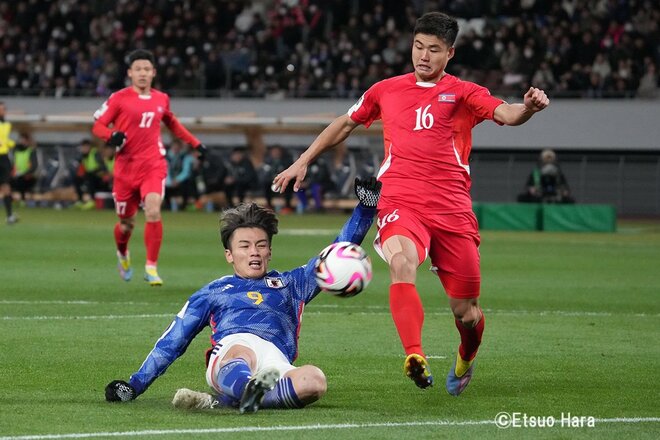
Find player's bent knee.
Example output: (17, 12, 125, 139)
(388, 252, 417, 282)
(119, 218, 135, 232)
(292, 365, 327, 403)
(450, 300, 481, 327)
(144, 208, 161, 222)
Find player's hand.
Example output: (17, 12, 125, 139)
(108, 132, 127, 151)
(195, 143, 208, 160)
(354, 176, 381, 208)
(105, 380, 136, 402)
(272, 161, 308, 193)
(523, 87, 550, 113)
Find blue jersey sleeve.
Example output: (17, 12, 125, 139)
(128, 291, 210, 396)
(290, 203, 377, 304)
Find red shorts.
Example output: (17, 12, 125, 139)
(112, 159, 167, 219)
(375, 207, 481, 299)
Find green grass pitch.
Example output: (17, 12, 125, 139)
(1, 208, 659, 439)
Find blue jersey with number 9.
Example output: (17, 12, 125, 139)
(128, 204, 375, 396)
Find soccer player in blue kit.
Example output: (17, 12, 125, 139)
(105, 177, 381, 413)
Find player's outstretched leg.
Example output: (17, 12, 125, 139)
(116, 251, 133, 282)
(144, 265, 163, 286)
(239, 367, 280, 414)
(172, 388, 217, 410)
(403, 353, 433, 389)
(446, 352, 476, 396)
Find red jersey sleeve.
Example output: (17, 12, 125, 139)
(92, 94, 120, 141)
(161, 96, 200, 147)
(347, 83, 382, 128)
(462, 82, 504, 125)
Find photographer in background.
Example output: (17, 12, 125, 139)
(518, 149, 575, 204)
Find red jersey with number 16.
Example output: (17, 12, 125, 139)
(348, 73, 503, 215)
(93, 87, 199, 172)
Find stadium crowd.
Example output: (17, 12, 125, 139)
(0, 0, 657, 98)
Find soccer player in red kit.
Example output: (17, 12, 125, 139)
(92, 49, 206, 286)
(273, 12, 549, 396)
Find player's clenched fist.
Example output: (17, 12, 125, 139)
(523, 87, 550, 112)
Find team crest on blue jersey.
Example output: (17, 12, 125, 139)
(438, 94, 456, 103)
(265, 277, 284, 288)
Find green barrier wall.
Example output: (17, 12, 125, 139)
(479, 203, 542, 231)
(476, 203, 616, 232)
(542, 204, 617, 232)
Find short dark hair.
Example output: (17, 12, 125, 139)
(127, 49, 155, 67)
(413, 12, 459, 47)
(220, 203, 279, 249)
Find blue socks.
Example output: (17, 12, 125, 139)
(216, 361, 303, 409)
(217, 359, 251, 400)
(261, 377, 303, 409)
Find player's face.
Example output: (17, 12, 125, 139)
(127, 59, 156, 92)
(411, 33, 454, 83)
(225, 227, 272, 279)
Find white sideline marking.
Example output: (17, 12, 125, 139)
(4, 300, 659, 318)
(1, 418, 658, 439)
(0, 300, 156, 306)
(2, 305, 659, 321)
(1, 314, 172, 321)
(279, 229, 336, 235)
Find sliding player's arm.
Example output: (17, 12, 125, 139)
(105, 291, 210, 402)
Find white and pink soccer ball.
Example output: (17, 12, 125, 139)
(314, 241, 372, 297)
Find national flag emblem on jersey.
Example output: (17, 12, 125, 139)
(438, 94, 456, 103)
(265, 277, 284, 288)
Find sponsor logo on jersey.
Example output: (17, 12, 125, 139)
(438, 94, 456, 103)
(265, 277, 284, 288)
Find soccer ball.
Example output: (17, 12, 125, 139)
(314, 241, 372, 297)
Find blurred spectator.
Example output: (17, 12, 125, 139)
(637, 61, 659, 98)
(518, 149, 575, 204)
(0, 101, 17, 224)
(260, 145, 294, 213)
(0, 1, 657, 98)
(198, 148, 227, 212)
(73, 138, 109, 210)
(101, 144, 116, 190)
(10, 132, 38, 204)
(295, 157, 334, 213)
(224, 147, 257, 208)
(164, 140, 196, 212)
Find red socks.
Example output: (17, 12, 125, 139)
(144, 220, 163, 266)
(114, 222, 131, 255)
(389, 283, 425, 356)
(390, 282, 485, 361)
(455, 312, 485, 361)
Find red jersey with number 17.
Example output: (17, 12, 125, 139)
(93, 87, 199, 169)
(348, 73, 503, 215)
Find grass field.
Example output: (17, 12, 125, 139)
(1, 208, 659, 439)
